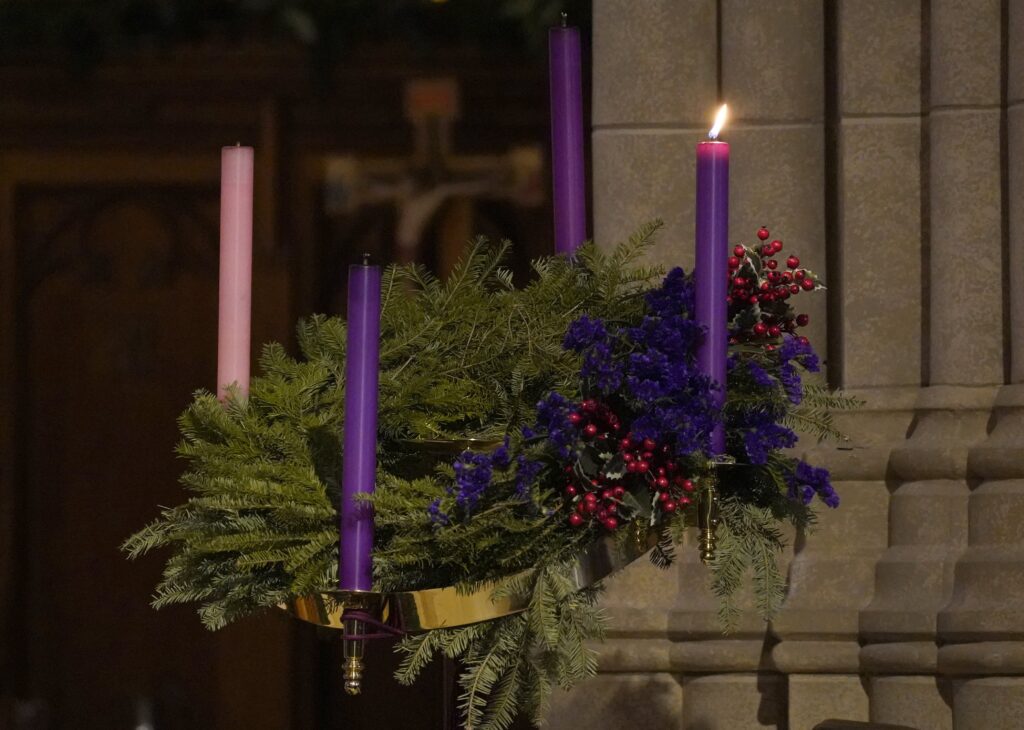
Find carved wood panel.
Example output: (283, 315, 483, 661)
(0, 154, 293, 729)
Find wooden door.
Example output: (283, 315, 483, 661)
(0, 153, 293, 729)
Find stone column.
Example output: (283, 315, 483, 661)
(1012, 0, 1024, 389)
(872, 1, 1004, 728)
(719, 0, 828, 353)
(693, 3, 876, 726)
(591, 0, 717, 272)
(936, 8, 1024, 723)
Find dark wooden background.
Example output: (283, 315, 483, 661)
(0, 42, 579, 729)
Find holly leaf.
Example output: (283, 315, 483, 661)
(741, 254, 763, 281)
(621, 487, 651, 520)
(578, 446, 603, 475)
(732, 305, 761, 331)
(603, 453, 626, 479)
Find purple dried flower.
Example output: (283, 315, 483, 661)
(742, 422, 797, 465)
(513, 455, 543, 499)
(779, 363, 802, 404)
(452, 451, 494, 513)
(785, 459, 839, 507)
(428, 497, 450, 526)
(563, 314, 608, 352)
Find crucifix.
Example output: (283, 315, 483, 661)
(323, 77, 544, 272)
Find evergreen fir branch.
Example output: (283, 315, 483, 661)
(395, 631, 442, 685)
(459, 616, 528, 730)
(649, 529, 677, 569)
(707, 501, 747, 631)
(481, 657, 524, 730)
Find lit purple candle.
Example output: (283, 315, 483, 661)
(340, 256, 382, 592)
(694, 105, 729, 455)
(549, 13, 587, 255)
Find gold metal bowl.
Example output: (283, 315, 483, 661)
(282, 523, 660, 632)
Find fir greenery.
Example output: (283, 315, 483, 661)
(125, 221, 856, 729)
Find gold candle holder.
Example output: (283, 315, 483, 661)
(342, 615, 366, 695)
(698, 478, 720, 564)
(698, 457, 732, 564)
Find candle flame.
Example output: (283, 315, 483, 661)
(708, 104, 728, 140)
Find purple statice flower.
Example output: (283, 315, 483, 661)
(632, 395, 716, 456)
(644, 267, 695, 319)
(513, 455, 544, 499)
(625, 349, 674, 403)
(491, 436, 512, 469)
(563, 314, 608, 352)
(565, 315, 624, 393)
(533, 391, 577, 459)
(780, 335, 820, 373)
(428, 497, 450, 526)
(742, 421, 798, 465)
(585, 267, 717, 452)
(452, 451, 494, 513)
(785, 460, 839, 507)
(747, 360, 776, 389)
(581, 339, 624, 393)
(628, 315, 702, 363)
(776, 335, 820, 404)
(779, 363, 802, 404)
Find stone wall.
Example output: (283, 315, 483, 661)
(549, 1, 1024, 728)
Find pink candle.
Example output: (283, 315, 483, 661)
(217, 145, 254, 400)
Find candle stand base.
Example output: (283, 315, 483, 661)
(282, 525, 660, 633)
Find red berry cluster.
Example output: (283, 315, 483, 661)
(567, 398, 621, 441)
(566, 399, 623, 530)
(619, 434, 695, 514)
(564, 399, 695, 530)
(727, 226, 818, 348)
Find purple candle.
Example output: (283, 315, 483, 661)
(694, 105, 729, 455)
(340, 257, 382, 592)
(549, 13, 587, 255)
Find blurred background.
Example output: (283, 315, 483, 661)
(0, 1, 589, 728)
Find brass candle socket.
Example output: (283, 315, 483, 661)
(342, 616, 366, 696)
(698, 465, 722, 564)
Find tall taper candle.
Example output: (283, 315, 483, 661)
(340, 257, 382, 592)
(694, 106, 729, 455)
(217, 145, 254, 400)
(549, 13, 587, 255)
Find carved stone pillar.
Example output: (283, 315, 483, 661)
(926, 0, 1018, 727)
(867, 1, 1005, 728)
(768, 1, 920, 725)
(864, 2, 1007, 724)
(573, 0, 1017, 728)
(591, 0, 717, 271)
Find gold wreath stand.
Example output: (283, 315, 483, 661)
(282, 523, 663, 695)
(280, 438, 724, 694)
(283, 523, 661, 633)
(280, 467, 722, 695)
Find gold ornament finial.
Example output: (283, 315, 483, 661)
(698, 467, 721, 564)
(344, 655, 364, 695)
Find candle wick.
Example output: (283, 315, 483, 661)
(235, 141, 241, 147)
(361, 252, 372, 266)
(561, 11, 567, 27)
